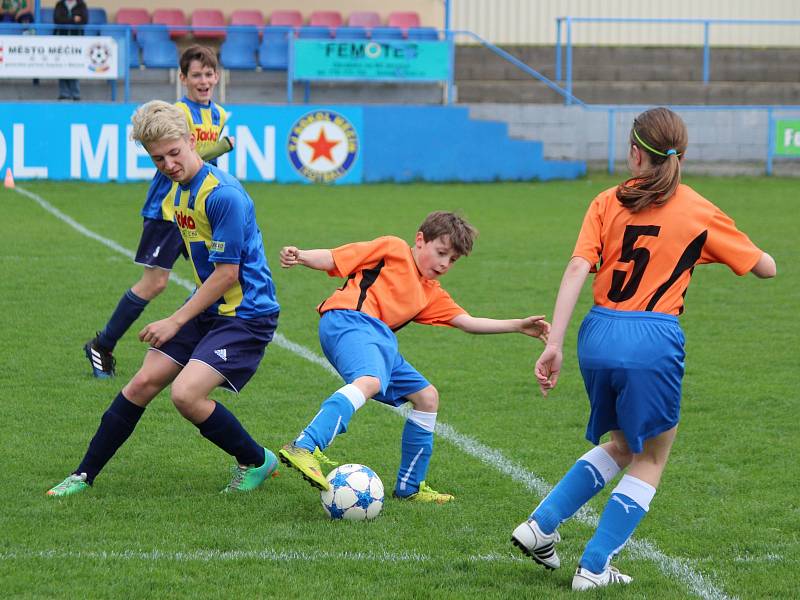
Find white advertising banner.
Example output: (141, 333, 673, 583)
(0, 35, 118, 80)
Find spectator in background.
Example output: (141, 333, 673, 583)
(54, 0, 88, 100)
(1, 0, 34, 24)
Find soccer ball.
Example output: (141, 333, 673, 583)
(320, 463, 384, 521)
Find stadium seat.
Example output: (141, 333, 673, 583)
(230, 9, 264, 28)
(370, 27, 404, 40)
(220, 41, 257, 70)
(115, 8, 150, 34)
(85, 8, 107, 36)
(142, 38, 178, 68)
(258, 27, 291, 70)
(136, 25, 170, 46)
(39, 7, 54, 23)
(347, 11, 380, 29)
(407, 27, 439, 41)
(269, 10, 302, 27)
(225, 26, 259, 49)
(297, 26, 332, 39)
(335, 26, 368, 40)
(152, 8, 188, 39)
(388, 11, 421, 35)
(309, 10, 343, 28)
(191, 9, 226, 40)
(127, 39, 141, 68)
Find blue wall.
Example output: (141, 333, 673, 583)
(0, 103, 584, 183)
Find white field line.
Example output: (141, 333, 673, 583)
(15, 186, 733, 600)
(0, 548, 525, 564)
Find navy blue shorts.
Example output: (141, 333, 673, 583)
(134, 218, 188, 270)
(319, 310, 430, 406)
(154, 311, 279, 392)
(578, 306, 685, 454)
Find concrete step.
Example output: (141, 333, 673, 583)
(455, 45, 800, 83)
(455, 80, 800, 105)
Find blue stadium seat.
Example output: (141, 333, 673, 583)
(297, 25, 331, 39)
(142, 39, 178, 68)
(39, 8, 54, 23)
(136, 25, 170, 46)
(86, 8, 108, 36)
(220, 41, 257, 70)
(407, 27, 439, 41)
(258, 27, 291, 70)
(336, 26, 368, 40)
(370, 27, 404, 40)
(225, 26, 260, 49)
(127, 39, 141, 68)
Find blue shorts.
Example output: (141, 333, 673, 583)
(578, 306, 685, 454)
(154, 311, 279, 393)
(319, 310, 430, 406)
(134, 218, 188, 270)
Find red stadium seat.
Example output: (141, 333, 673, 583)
(269, 10, 303, 27)
(230, 9, 264, 28)
(191, 9, 226, 40)
(347, 11, 380, 28)
(309, 11, 343, 28)
(152, 8, 188, 39)
(115, 8, 150, 33)
(388, 11, 421, 34)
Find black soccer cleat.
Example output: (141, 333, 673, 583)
(84, 334, 116, 378)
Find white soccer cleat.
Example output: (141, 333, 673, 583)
(571, 566, 632, 590)
(511, 519, 561, 569)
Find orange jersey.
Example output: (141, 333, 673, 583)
(573, 184, 763, 315)
(318, 236, 467, 330)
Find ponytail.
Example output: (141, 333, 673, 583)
(616, 108, 687, 213)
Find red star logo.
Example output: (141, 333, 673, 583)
(304, 127, 340, 163)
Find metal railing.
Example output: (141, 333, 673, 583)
(555, 17, 800, 106)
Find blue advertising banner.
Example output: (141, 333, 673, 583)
(293, 39, 450, 81)
(0, 104, 363, 183)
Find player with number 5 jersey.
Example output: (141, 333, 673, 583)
(510, 107, 776, 591)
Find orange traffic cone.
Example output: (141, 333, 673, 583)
(3, 168, 14, 189)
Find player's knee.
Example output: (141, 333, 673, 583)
(412, 385, 439, 412)
(352, 376, 381, 399)
(170, 383, 199, 418)
(123, 370, 161, 402)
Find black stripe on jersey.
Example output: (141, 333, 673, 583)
(317, 274, 355, 314)
(646, 230, 708, 312)
(356, 259, 385, 311)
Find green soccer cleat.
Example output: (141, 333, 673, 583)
(394, 481, 454, 504)
(278, 443, 331, 491)
(46, 473, 89, 497)
(222, 448, 279, 493)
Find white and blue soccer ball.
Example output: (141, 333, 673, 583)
(320, 463, 384, 521)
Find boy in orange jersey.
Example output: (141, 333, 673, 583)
(278, 211, 550, 503)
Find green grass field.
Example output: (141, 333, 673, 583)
(1, 175, 797, 599)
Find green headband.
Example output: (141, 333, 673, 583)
(633, 129, 680, 158)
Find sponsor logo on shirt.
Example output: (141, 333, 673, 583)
(210, 240, 225, 253)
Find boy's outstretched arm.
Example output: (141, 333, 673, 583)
(198, 136, 235, 162)
(449, 314, 550, 343)
(280, 246, 335, 271)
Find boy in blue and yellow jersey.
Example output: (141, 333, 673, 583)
(84, 45, 235, 378)
(277, 213, 551, 503)
(47, 100, 280, 497)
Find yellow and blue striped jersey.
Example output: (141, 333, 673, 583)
(172, 163, 279, 319)
(140, 96, 229, 222)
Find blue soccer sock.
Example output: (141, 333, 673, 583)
(76, 392, 145, 484)
(197, 401, 265, 467)
(294, 384, 366, 452)
(395, 410, 436, 497)
(97, 289, 149, 350)
(580, 474, 657, 574)
(532, 446, 621, 534)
